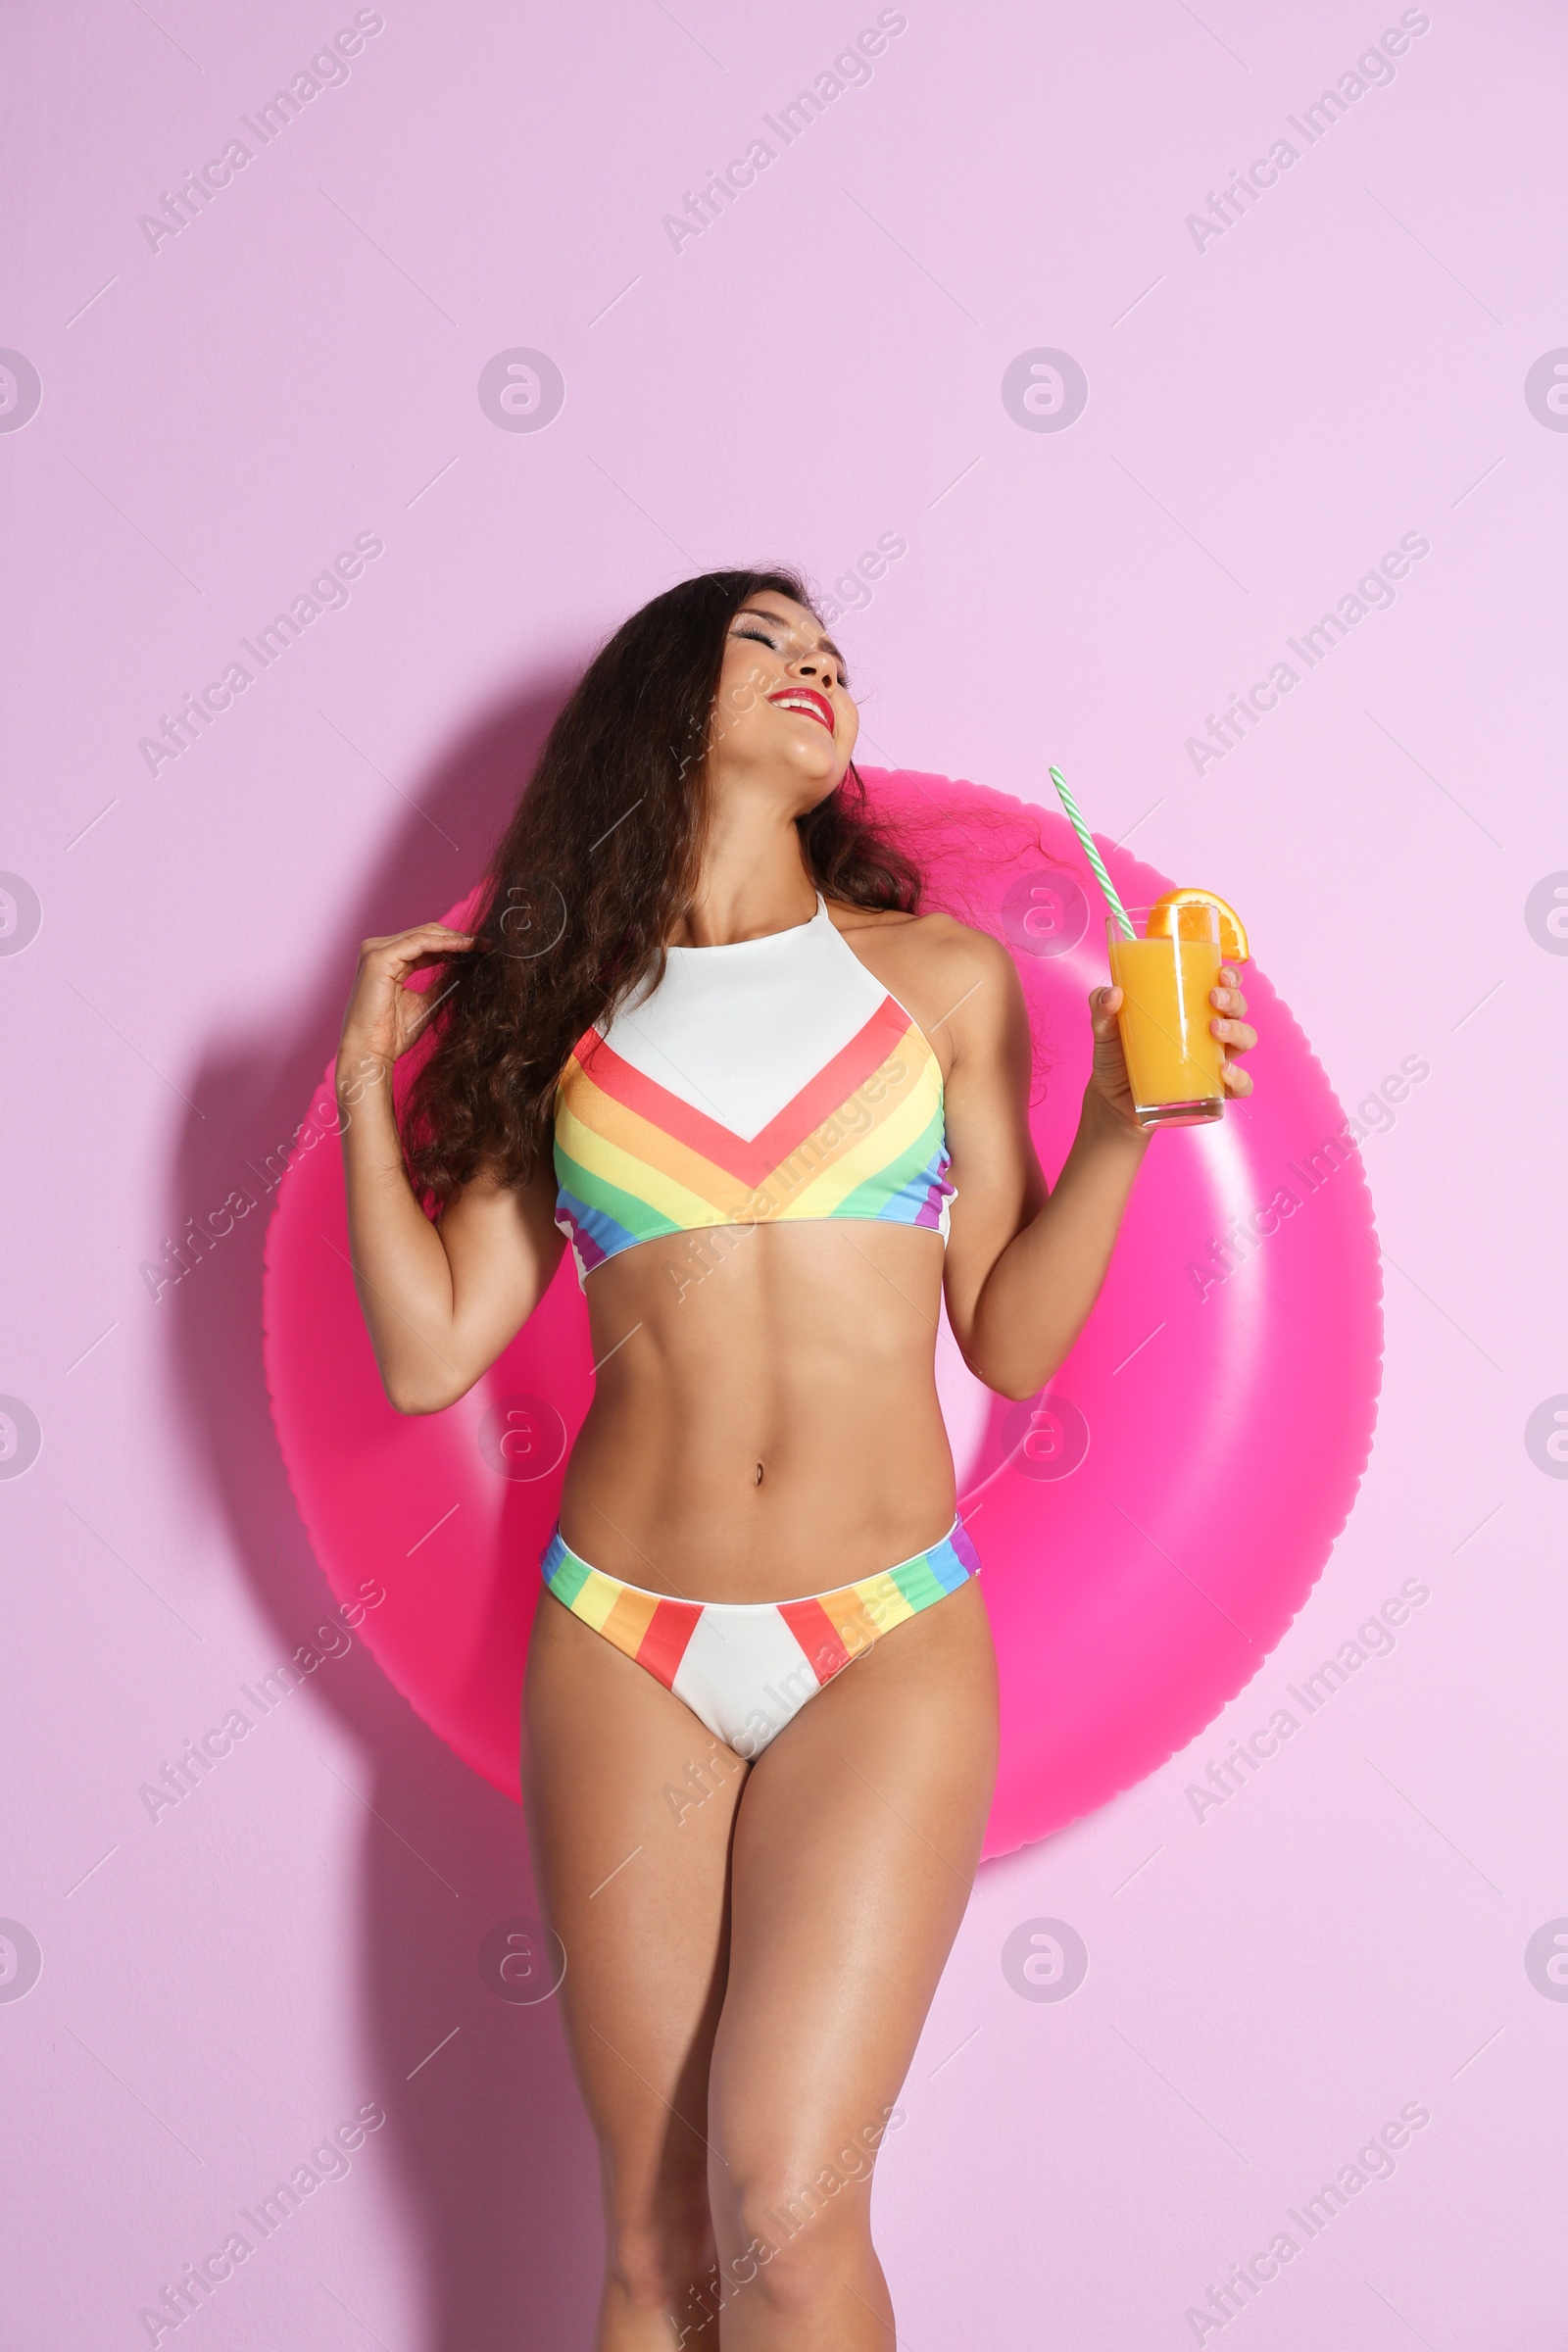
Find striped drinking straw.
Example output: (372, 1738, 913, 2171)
(1048, 765, 1136, 940)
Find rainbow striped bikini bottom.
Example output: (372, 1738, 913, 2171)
(539, 1516, 982, 1759)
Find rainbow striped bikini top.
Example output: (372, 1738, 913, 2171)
(552, 893, 956, 1286)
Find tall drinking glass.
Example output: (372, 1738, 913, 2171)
(1106, 904, 1226, 1127)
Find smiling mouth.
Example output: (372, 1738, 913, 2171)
(766, 687, 836, 736)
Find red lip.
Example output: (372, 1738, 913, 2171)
(766, 686, 836, 736)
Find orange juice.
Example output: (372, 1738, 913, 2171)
(1107, 920, 1225, 1124)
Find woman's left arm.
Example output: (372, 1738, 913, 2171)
(938, 928, 1256, 1400)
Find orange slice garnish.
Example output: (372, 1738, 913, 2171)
(1148, 889, 1249, 963)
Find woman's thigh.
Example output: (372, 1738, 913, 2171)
(522, 1592, 748, 2247)
(707, 1576, 1000, 2256)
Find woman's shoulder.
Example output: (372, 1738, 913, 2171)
(823, 898, 1019, 1051)
(825, 896, 1014, 981)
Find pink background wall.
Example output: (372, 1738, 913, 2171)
(4, 2, 1564, 2343)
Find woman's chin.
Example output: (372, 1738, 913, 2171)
(792, 746, 852, 800)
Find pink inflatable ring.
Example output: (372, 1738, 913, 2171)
(263, 770, 1383, 1856)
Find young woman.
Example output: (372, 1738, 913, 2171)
(335, 569, 1255, 2349)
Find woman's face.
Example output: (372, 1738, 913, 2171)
(706, 590, 859, 812)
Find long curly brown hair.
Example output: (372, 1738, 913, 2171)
(399, 567, 926, 1206)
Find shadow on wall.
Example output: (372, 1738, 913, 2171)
(154, 670, 599, 2350)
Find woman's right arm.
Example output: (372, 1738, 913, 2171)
(335, 923, 567, 1415)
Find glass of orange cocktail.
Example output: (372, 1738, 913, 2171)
(1107, 899, 1231, 1127)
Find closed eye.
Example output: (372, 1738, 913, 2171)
(729, 619, 850, 689)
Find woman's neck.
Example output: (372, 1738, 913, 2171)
(672, 824, 818, 949)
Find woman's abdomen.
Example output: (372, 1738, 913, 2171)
(557, 1218, 956, 1602)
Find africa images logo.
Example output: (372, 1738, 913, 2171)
(1523, 350, 1568, 430)
(0, 350, 42, 432)
(477, 350, 565, 433)
(660, 12, 908, 255)
(1000, 350, 1089, 434)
